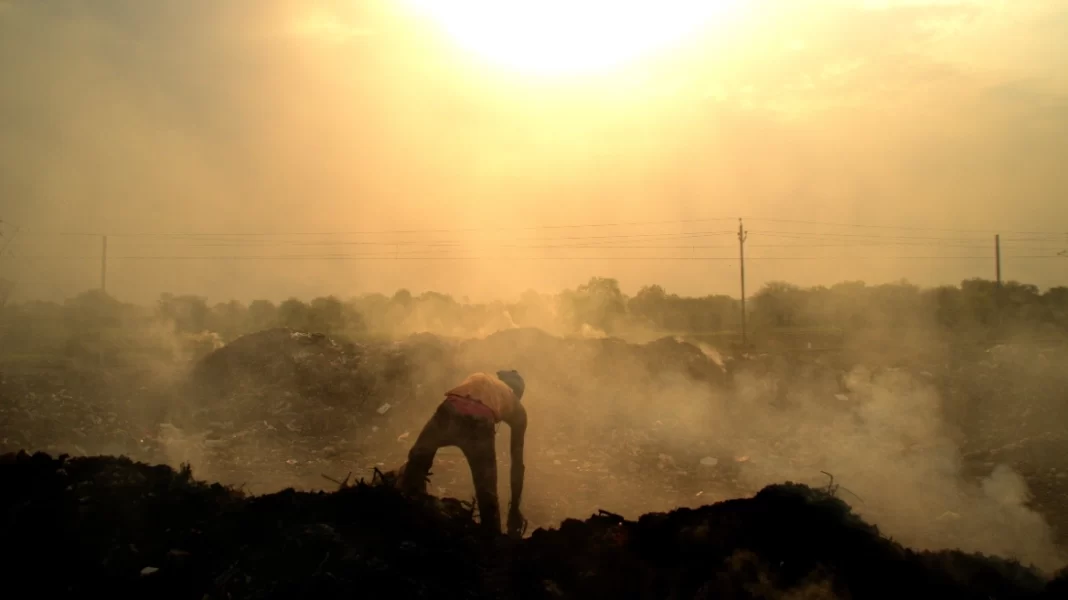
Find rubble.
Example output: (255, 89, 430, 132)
(172, 327, 733, 441)
(189, 327, 411, 408)
(3, 329, 1068, 560)
(1, 450, 1065, 599)
(180, 328, 414, 438)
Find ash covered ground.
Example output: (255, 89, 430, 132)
(2, 327, 1068, 597)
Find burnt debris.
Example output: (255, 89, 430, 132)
(1, 450, 1064, 600)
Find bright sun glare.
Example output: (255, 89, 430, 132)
(404, 0, 743, 76)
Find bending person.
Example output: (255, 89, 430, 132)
(398, 370, 528, 537)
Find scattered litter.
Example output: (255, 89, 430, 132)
(397, 432, 410, 442)
(140, 567, 159, 576)
(699, 457, 719, 468)
(377, 403, 392, 415)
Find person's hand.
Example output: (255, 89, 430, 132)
(507, 506, 526, 538)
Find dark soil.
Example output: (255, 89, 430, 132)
(1, 451, 1065, 600)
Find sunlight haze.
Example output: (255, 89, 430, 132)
(0, 0, 1065, 303)
(401, 0, 744, 76)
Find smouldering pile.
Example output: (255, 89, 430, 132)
(1, 450, 1065, 599)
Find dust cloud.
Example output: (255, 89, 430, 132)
(2, 0, 1068, 582)
(2, 0, 1068, 304)
(166, 329, 1064, 573)
(1, 281, 1067, 577)
(433, 327, 1066, 573)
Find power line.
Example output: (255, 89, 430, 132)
(14, 228, 1052, 247)
(7, 238, 1054, 251)
(17, 217, 740, 238)
(745, 217, 1067, 236)
(12, 230, 737, 247)
(7, 254, 1065, 261)
(20, 215, 1066, 239)
(753, 230, 995, 243)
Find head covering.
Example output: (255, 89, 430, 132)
(496, 369, 525, 401)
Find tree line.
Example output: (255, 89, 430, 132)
(0, 277, 1065, 356)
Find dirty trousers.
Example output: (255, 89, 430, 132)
(401, 397, 501, 534)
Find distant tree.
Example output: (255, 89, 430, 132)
(959, 279, 999, 326)
(418, 291, 454, 304)
(392, 289, 413, 308)
(277, 297, 310, 330)
(508, 289, 553, 328)
(751, 282, 806, 329)
(157, 293, 210, 333)
(208, 300, 248, 340)
(628, 284, 668, 327)
(247, 299, 277, 331)
(827, 281, 870, 330)
(64, 290, 126, 331)
(567, 277, 627, 333)
(0, 277, 13, 310)
(929, 285, 963, 329)
(341, 302, 368, 334)
(1002, 281, 1044, 325)
(1045, 286, 1068, 306)
(1045, 287, 1068, 327)
(308, 296, 345, 333)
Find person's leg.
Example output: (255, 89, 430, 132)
(459, 420, 501, 535)
(401, 403, 455, 494)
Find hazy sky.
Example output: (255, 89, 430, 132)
(1, 0, 1066, 303)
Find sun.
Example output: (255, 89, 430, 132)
(402, 0, 743, 77)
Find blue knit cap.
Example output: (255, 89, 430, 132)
(496, 369, 525, 401)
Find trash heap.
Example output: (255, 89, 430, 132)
(184, 328, 414, 435)
(5, 328, 1068, 563)
(1, 450, 1065, 600)
(179, 327, 731, 441)
(0, 363, 157, 457)
(957, 343, 1068, 454)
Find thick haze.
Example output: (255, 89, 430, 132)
(1, 0, 1066, 303)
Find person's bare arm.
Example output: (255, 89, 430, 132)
(506, 404, 527, 536)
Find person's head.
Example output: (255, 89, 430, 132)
(496, 369, 525, 401)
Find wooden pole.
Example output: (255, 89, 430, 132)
(101, 235, 108, 293)
(738, 219, 748, 352)
(995, 234, 1001, 287)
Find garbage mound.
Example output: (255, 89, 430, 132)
(0, 363, 158, 457)
(462, 328, 729, 388)
(2, 450, 1065, 600)
(185, 328, 412, 431)
(179, 327, 730, 438)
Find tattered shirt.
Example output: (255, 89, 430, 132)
(445, 372, 519, 423)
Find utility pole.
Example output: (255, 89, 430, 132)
(100, 235, 108, 293)
(0, 221, 17, 259)
(994, 234, 1002, 287)
(738, 218, 748, 353)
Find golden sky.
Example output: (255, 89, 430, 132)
(1, 0, 1066, 302)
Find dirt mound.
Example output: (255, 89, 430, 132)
(1, 450, 1063, 599)
(183, 328, 413, 433)
(0, 363, 160, 456)
(639, 336, 727, 384)
(191, 328, 409, 406)
(175, 327, 729, 440)
(463, 328, 728, 388)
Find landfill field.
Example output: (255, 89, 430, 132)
(2, 327, 1068, 597)
(3, 450, 1067, 599)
